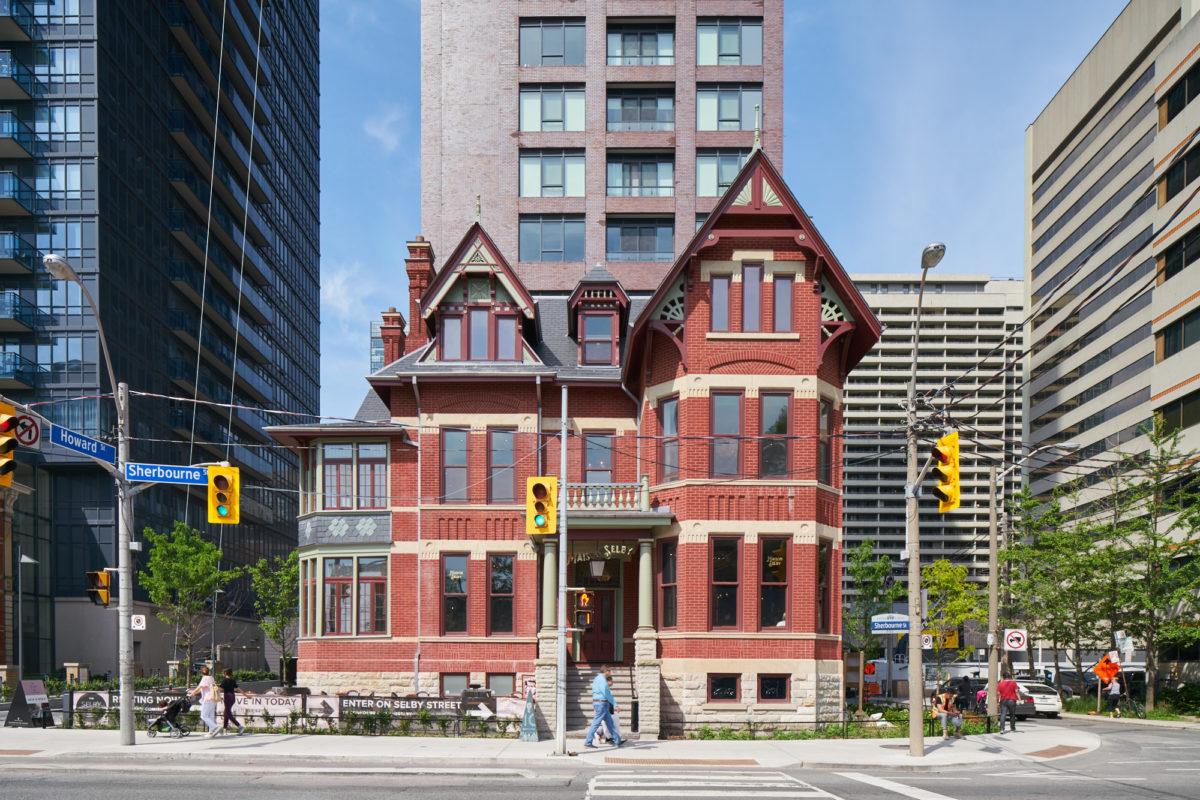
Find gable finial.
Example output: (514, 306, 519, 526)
(475, 194, 481, 223)
(752, 104, 761, 152)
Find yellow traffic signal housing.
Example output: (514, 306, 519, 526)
(525, 476, 557, 535)
(931, 431, 960, 513)
(574, 589, 594, 630)
(0, 401, 17, 488)
(207, 465, 241, 524)
(86, 570, 111, 607)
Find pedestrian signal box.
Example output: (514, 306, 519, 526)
(931, 431, 960, 513)
(574, 589, 594, 630)
(207, 465, 240, 524)
(525, 476, 557, 535)
(86, 570, 111, 607)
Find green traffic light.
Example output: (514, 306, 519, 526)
(534, 514, 546, 527)
(217, 505, 229, 516)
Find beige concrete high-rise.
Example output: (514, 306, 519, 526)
(420, 0, 783, 291)
(842, 276, 1025, 598)
(1025, 0, 1200, 507)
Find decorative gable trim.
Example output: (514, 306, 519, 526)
(420, 223, 536, 320)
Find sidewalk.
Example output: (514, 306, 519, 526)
(0, 723, 1102, 773)
(1060, 711, 1200, 730)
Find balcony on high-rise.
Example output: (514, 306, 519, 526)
(0, 49, 32, 98)
(0, 0, 35, 42)
(0, 171, 35, 214)
(0, 289, 46, 331)
(0, 109, 35, 157)
(0, 349, 40, 389)
(0, 231, 36, 273)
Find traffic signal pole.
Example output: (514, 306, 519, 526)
(116, 381, 135, 746)
(555, 384, 568, 755)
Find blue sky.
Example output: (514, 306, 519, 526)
(317, 0, 1130, 417)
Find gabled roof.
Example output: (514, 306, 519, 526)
(420, 222, 537, 320)
(628, 147, 882, 377)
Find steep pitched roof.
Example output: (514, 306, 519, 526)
(419, 221, 537, 320)
(629, 147, 881, 377)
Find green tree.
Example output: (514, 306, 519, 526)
(923, 559, 986, 683)
(246, 550, 300, 661)
(842, 538, 904, 658)
(139, 521, 239, 682)
(1103, 418, 1200, 709)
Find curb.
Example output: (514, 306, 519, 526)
(1059, 712, 1200, 730)
(793, 758, 1032, 773)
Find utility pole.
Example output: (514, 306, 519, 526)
(555, 384, 568, 755)
(987, 466, 999, 717)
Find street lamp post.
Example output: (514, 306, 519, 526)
(43, 253, 136, 746)
(15, 544, 37, 679)
(985, 442, 1078, 716)
(904, 241, 944, 757)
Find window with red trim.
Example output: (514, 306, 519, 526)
(818, 400, 833, 485)
(742, 263, 762, 331)
(443, 554, 468, 634)
(437, 276, 521, 362)
(442, 430, 468, 502)
(580, 312, 617, 364)
(773, 275, 793, 332)
(711, 537, 740, 629)
(356, 443, 388, 508)
(488, 429, 516, 502)
(759, 537, 788, 629)
(817, 540, 832, 634)
(711, 392, 741, 476)
(323, 557, 352, 634)
(711, 275, 730, 331)
(356, 557, 387, 634)
(759, 393, 789, 477)
(659, 396, 679, 481)
(441, 315, 464, 360)
(708, 674, 740, 702)
(660, 539, 677, 628)
(489, 554, 514, 634)
(322, 443, 353, 509)
(759, 674, 789, 702)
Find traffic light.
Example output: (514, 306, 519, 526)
(931, 431, 960, 513)
(574, 589, 594, 630)
(0, 401, 17, 488)
(207, 465, 240, 524)
(86, 570, 111, 607)
(525, 476, 557, 535)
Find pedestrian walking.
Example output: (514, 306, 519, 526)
(220, 668, 251, 734)
(1107, 675, 1122, 718)
(996, 671, 1020, 733)
(187, 665, 222, 737)
(584, 665, 623, 749)
(934, 685, 963, 740)
(597, 674, 622, 744)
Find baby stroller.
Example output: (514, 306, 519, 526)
(146, 695, 192, 738)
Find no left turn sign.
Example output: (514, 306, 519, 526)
(14, 415, 39, 449)
(1004, 628, 1027, 651)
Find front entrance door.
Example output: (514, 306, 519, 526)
(577, 589, 615, 663)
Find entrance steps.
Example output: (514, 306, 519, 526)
(565, 664, 637, 737)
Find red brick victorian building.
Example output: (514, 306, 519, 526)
(268, 150, 881, 736)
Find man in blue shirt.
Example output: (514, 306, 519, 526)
(584, 665, 623, 748)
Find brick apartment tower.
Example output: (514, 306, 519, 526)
(421, 0, 784, 291)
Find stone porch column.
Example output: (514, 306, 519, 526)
(633, 538, 661, 738)
(534, 537, 559, 738)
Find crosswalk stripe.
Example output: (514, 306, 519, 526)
(586, 770, 842, 800)
(836, 772, 960, 800)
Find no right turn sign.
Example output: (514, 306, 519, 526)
(1004, 628, 1027, 651)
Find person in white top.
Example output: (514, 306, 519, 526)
(188, 665, 223, 737)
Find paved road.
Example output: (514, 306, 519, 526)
(1, 716, 1194, 800)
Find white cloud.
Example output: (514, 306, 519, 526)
(363, 105, 404, 152)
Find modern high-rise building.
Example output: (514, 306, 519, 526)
(1025, 0, 1200, 508)
(842, 275, 1024, 598)
(420, 0, 783, 291)
(1, 1, 319, 677)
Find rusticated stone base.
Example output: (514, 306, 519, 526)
(658, 659, 843, 737)
(633, 628, 662, 739)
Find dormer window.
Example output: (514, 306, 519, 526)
(581, 312, 616, 364)
(568, 266, 629, 368)
(437, 275, 522, 362)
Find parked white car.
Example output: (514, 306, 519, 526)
(1018, 681, 1063, 717)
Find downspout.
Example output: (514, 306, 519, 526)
(620, 380, 642, 475)
(411, 375, 422, 691)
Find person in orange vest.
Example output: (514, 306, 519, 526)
(933, 685, 963, 740)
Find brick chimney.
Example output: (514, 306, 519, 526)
(405, 236, 435, 353)
(380, 307, 406, 365)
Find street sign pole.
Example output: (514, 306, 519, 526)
(116, 381, 134, 746)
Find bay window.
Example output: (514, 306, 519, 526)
(323, 558, 353, 635)
(759, 537, 788, 629)
(443, 554, 468, 634)
(318, 442, 389, 511)
(660, 539, 677, 628)
(711, 537, 740, 629)
(759, 393, 789, 477)
(659, 396, 679, 481)
(489, 554, 514, 634)
(711, 392, 741, 476)
(356, 557, 387, 634)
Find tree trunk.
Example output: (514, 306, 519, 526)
(1145, 631, 1156, 710)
